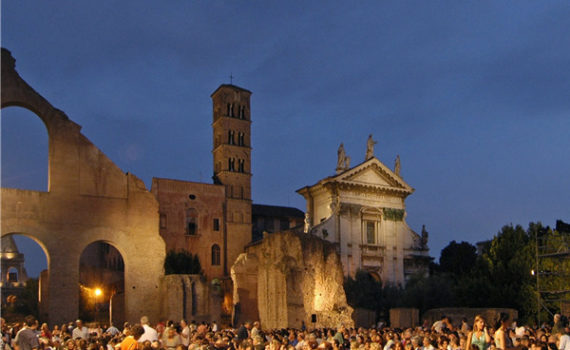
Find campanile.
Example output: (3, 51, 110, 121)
(211, 84, 252, 273)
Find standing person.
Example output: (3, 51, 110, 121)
(14, 316, 40, 350)
(251, 322, 260, 339)
(179, 320, 190, 348)
(162, 328, 181, 350)
(465, 316, 491, 350)
(138, 317, 158, 344)
(72, 320, 89, 340)
(558, 323, 570, 350)
(120, 325, 145, 350)
(493, 313, 512, 350)
(461, 319, 471, 334)
(1, 318, 12, 350)
(236, 323, 249, 341)
(553, 315, 564, 336)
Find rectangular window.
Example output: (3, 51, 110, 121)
(280, 218, 289, 231)
(187, 222, 197, 235)
(366, 221, 375, 244)
(213, 218, 220, 231)
(8, 272, 18, 282)
(159, 213, 167, 229)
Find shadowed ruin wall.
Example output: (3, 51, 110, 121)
(232, 231, 353, 329)
(160, 275, 223, 323)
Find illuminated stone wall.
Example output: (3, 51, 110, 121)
(231, 231, 353, 329)
(1, 48, 166, 325)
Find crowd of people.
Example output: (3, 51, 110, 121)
(2, 313, 569, 350)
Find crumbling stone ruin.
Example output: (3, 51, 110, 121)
(231, 231, 354, 329)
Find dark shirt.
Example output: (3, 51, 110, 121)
(237, 326, 248, 341)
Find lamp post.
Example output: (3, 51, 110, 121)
(94, 288, 102, 323)
(109, 289, 116, 327)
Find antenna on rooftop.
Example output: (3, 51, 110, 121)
(230, 73, 234, 85)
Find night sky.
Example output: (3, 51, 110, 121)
(2, 1, 569, 278)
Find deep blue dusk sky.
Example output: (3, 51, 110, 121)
(2, 1, 569, 278)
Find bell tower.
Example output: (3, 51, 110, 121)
(211, 84, 252, 271)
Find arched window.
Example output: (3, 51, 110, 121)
(211, 244, 221, 266)
(228, 130, 235, 145)
(7, 267, 18, 282)
(186, 208, 198, 235)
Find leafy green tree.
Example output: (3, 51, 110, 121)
(344, 270, 383, 310)
(483, 224, 535, 322)
(164, 250, 203, 275)
(401, 273, 456, 312)
(439, 240, 478, 277)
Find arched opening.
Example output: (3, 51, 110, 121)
(79, 241, 125, 326)
(0, 234, 49, 322)
(1, 106, 49, 192)
(369, 271, 381, 282)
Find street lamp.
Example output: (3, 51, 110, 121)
(94, 288, 102, 322)
(109, 289, 116, 327)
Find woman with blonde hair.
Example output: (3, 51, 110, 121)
(465, 315, 491, 350)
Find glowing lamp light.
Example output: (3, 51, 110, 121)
(94, 288, 102, 297)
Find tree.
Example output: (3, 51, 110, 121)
(164, 250, 203, 275)
(439, 240, 478, 277)
(344, 270, 383, 310)
(483, 224, 535, 322)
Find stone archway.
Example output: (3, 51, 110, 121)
(1, 49, 166, 325)
(79, 241, 126, 326)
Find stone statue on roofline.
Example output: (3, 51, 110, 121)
(421, 225, 429, 249)
(304, 213, 311, 233)
(337, 143, 348, 174)
(365, 134, 377, 160)
(395, 155, 401, 176)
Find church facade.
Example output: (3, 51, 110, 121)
(297, 140, 430, 285)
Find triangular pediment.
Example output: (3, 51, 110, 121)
(332, 157, 413, 194)
(346, 167, 393, 186)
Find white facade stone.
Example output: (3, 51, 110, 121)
(297, 157, 430, 285)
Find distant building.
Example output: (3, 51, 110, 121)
(252, 204, 305, 241)
(1, 235, 29, 305)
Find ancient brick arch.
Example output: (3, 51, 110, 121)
(1, 48, 166, 325)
